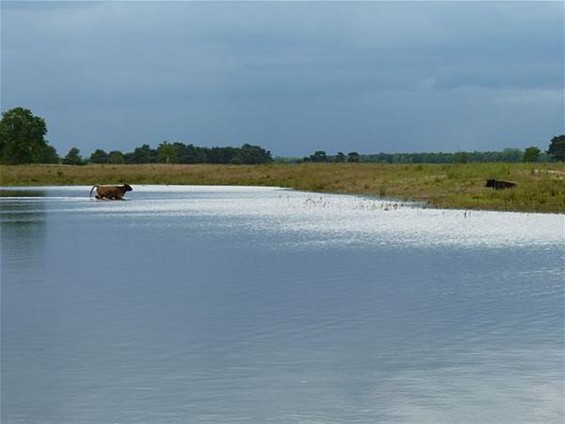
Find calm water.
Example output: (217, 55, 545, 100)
(1, 185, 563, 423)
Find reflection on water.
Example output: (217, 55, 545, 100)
(1, 186, 563, 424)
(1, 189, 47, 271)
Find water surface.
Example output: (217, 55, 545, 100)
(1, 186, 563, 423)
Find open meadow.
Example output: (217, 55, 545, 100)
(1, 162, 564, 213)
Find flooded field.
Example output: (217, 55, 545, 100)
(1, 186, 563, 423)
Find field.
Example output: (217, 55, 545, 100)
(1, 162, 564, 213)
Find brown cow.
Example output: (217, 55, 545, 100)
(90, 184, 133, 200)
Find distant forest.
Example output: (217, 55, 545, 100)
(1, 107, 564, 165)
(299, 148, 551, 164)
(78, 144, 551, 166)
(13, 142, 564, 166)
(83, 142, 274, 165)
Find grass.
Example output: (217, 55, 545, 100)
(1, 162, 564, 213)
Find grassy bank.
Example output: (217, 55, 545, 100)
(1, 163, 564, 213)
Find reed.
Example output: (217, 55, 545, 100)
(1, 163, 564, 213)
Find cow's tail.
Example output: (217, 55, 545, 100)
(89, 185, 98, 198)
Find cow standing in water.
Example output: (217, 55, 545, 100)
(90, 184, 133, 200)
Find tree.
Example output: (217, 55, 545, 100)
(158, 141, 179, 164)
(0, 107, 49, 164)
(108, 150, 125, 164)
(547, 135, 565, 162)
(523, 146, 541, 163)
(306, 151, 328, 162)
(89, 149, 109, 164)
(334, 152, 346, 163)
(39, 145, 60, 164)
(176, 143, 207, 164)
(347, 152, 360, 163)
(127, 144, 157, 164)
(63, 147, 84, 165)
(453, 151, 469, 164)
(501, 148, 523, 163)
(207, 146, 240, 164)
(239, 143, 273, 164)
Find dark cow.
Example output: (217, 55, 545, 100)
(90, 184, 133, 200)
(485, 179, 516, 190)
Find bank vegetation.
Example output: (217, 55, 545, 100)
(1, 162, 564, 213)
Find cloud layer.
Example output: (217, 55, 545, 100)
(2, 1, 563, 156)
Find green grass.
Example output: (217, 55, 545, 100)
(1, 162, 564, 213)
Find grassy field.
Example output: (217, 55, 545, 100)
(1, 162, 564, 213)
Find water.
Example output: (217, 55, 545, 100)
(1, 185, 563, 423)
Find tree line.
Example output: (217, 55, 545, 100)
(0, 107, 273, 165)
(1, 107, 564, 165)
(301, 147, 557, 164)
(74, 142, 273, 165)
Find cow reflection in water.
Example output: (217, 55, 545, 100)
(90, 184, 133, 200)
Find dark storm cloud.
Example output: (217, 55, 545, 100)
(1, 1, 563, 156)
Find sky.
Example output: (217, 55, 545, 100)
(1, 1, 563, 157)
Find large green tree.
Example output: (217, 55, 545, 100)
(547, 135, 565, 162)
(0, 107, 52, 164)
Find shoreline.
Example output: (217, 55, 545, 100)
(1, 163, 564, 214)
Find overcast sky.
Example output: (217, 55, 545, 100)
(1, 1, 563, 157)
